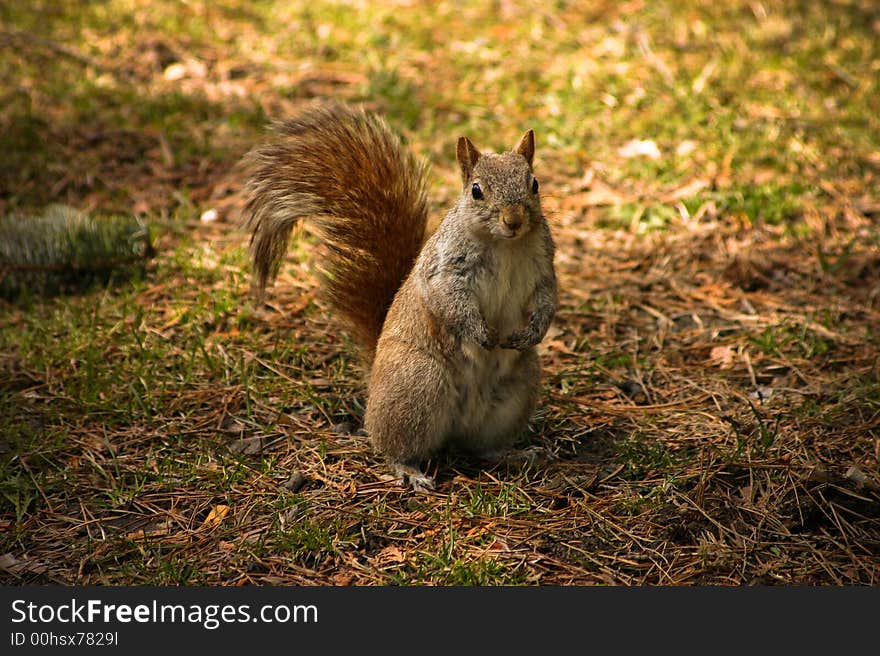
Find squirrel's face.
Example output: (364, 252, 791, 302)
(456, 132, 542, 241)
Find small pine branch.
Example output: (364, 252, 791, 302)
(0, 204, 154, 300)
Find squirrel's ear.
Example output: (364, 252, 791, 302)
(457, 136, 481, 184)
(515, 130, 535, 168)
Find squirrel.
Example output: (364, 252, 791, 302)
(241, 101, 557, 491)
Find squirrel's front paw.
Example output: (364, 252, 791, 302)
(500, 328, 536, 351)
(478, 326, 499, 350)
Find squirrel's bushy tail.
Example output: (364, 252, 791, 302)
(241, 102, 428, 362)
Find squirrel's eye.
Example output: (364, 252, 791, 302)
(471, 183, 483, 200)
(531, 177, 539, 194)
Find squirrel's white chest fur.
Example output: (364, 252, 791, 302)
(467, 237, 539, 372)
(475, 238, 538, 336)
(454, 237, 540, 442)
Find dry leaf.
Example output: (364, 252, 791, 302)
(561, 181, 634, 209)
(203, 504, 230, 527)
(0, 553, 48, 577)
(0, 553, 22, 572)
(163, 62, 187, 81)
(125, 520, 173, 539)
(618, 139, 661, 159)
(485, 538, 510, 552)
(845, 466, 880, 491)
(709, 345, 736, 369)
(750, 386, 774, 402)
(663, 177, 709, 202)
(229, 436, 264, 454)
(676, 140, 698, 156)
(331, 572, 355, 586)
(545, 339, 579, 356)
(374, 545, 407, 565)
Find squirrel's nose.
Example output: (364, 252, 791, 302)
(501, 205, 525, 231)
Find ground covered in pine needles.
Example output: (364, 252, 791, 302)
(1, 1, 878, 585)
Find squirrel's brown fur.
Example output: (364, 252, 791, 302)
(242, 102, 428, 362)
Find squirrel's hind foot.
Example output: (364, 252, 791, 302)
(392, 462, 435, 492)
